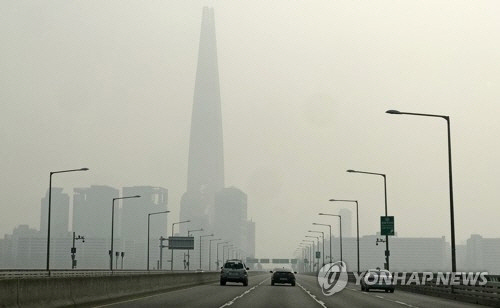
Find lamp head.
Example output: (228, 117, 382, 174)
(386, 109, 401, 114)
(346, 169, 356, 173)
(80, 168, 89, 171)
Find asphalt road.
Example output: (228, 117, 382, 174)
(92, 274, 486, 308)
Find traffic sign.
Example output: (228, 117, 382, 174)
(315, 251, 320, 259)
(168, 236, 194, 250)
(381, 216, 395, 236)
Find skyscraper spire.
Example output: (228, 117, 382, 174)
(187, 6, 224, 194)
(180, 7, 224, 233)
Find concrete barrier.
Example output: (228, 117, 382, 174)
(2, 272, 219, 307)
(0, 280, 18, 308)
(0, 271, 267, 307)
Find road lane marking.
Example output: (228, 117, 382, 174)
(394, 300, 419, 307)
(218, 277, 269, 308)
(297, 283, 328, 308)
(376, 295, 384, 299)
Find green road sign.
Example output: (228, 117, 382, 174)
(381, 216, 395, 236)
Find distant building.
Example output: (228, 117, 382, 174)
(322, 234, 448, 272)
(40, 188, 70, 237)
(120, 186, 168, 269)
(465, 234, 500, 274)
(213, 187, 255, 264)
(73, 185, 119, 239)
(180, 6, 225, 235)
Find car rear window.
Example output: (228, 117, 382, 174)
(224, 262, 243, 269)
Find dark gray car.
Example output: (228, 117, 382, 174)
(220, 259, 249, 286)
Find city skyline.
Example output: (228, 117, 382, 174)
(1, 1, 500, 260)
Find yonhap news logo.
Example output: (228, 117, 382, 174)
(317, 261, 348, 296)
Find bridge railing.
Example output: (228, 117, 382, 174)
(0, 269, 216, 280)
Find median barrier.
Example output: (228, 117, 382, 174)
(0, 271, 267, 307)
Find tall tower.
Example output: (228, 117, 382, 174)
(180, 7, 224, 233)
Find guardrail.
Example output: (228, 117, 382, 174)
(302, 271, 500, 307)
(396, 273, 500, 307)
(0, 269, 208, 280)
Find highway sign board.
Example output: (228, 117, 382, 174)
(246, 258, 259, 264)
(260, 258, 270, 264)
(272, 259, 289, 264)
(168, 236, 194, 250)
(290, 259, 298, 264)
(381, 216, 395, 236)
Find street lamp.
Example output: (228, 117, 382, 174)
(301, 241, 314, 272)
(308, 230, 325, 267)
(386, 109, 457, 273)
(319, 213, 343, 263)
(111, 195, 140, 270)
(347, 169, 390, 270)
(209, 238, 221, 271)
(199, 234, 214, 269)
(46, 167, 89, 271)
(217, 241, 229, 268)
(171, 220, 190, 270)
(330, 199, 360, 273)
(223, 245, 233, 265)
(313, 223, 332, 264)
(187, 228, 203, 271)
(147, 210, 170, 270)
(306, 235, 319, 270)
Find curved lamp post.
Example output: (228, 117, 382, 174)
(147, 210, 170, 270)
(330, 199, 359, 273)
(313, 223, 332, 264)
(347, 169, 390, 270)
(386, 109, 456, 273)
(319, 213, 343, 263)
(111, 195, 141, 271)
(308, 230, 325, 267)
(46, 167, 89, 271)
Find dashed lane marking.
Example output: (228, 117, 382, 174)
(296, 283, 328, 308)
(218, 277, 269, 308)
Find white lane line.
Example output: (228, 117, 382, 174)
(296, 283, 328, 308)
(394, 300, 419, 307)
(218, 277, 269, 308)
(375, 295, 384, 299)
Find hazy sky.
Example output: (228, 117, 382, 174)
(1, 1, 500, 258)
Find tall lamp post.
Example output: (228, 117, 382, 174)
(171, 220, 190, 270)
(217, 241, 229, 268)
(223, 245, 233, 265)
(302, 240, 315, 272)
(347, 169, 390, 270)
(308, 230, 325, 267)
(330, 199, 360, 273)
(300, 243, 312, 272)
(187, 228, 203, 271)
(313, 223, 332, 264)
(306, 235, 320, 270)
(147, 210, 169, 270)
(111, 195, 140, 270)
(319, 213, 343, 263)
(199, 234, 214, 269)
(386, 109, 456, 273)
(209, 238, 221, 271)
(46, 167, 89, 271)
